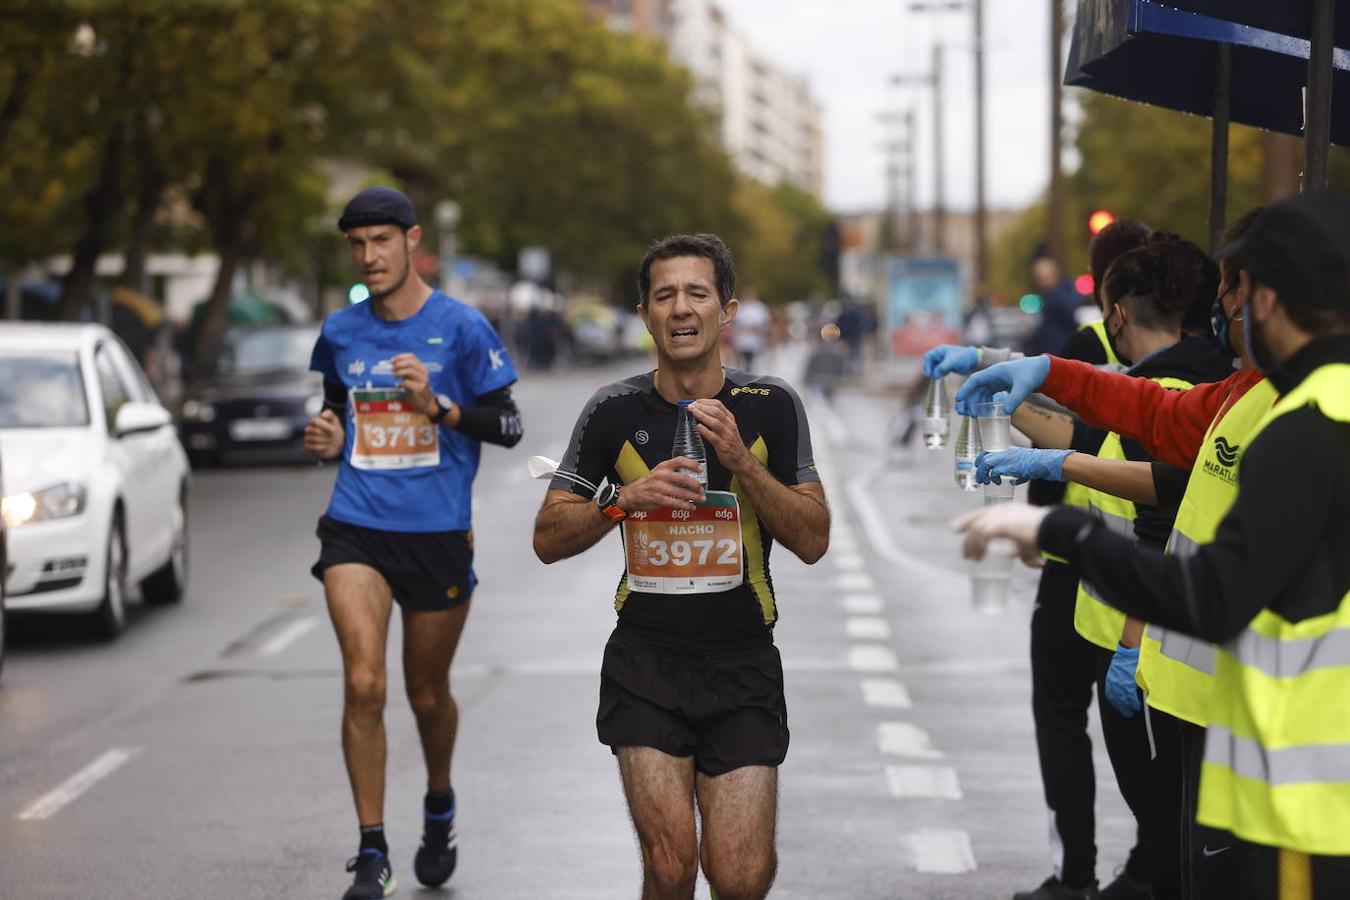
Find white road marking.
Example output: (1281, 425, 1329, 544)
(877, 722, 943, 759)
(885, 765, 963, 800)
(848, 645, 899, 672)
(860, 678, 912, 708)
(845, 463, 967, 585)
(18, 748, 138, 821)
(842, 593, 884, 614)
(834, 572, 876, 592)
(811, 396, 851, 446)
(845, 617, 892, 641)
(257, 616, 319, 657)
(905, 829, 978, 874)
(833, 554, 866, 571)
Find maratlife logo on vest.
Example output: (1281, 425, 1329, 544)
(1202, 436, 1241, 486)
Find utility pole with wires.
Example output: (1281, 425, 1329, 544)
(911, 0, 988, 287)
(878, 106, 917, 253)
(892, 42, 946, 253)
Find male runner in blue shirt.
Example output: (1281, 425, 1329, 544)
(304, 187, 522, 900)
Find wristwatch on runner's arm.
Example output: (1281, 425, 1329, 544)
(596, 483, 627, 522)
(429, 393, 455, 425)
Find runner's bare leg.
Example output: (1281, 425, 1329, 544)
(617, 747, 699, 900)
(324, 564, 395, 826)
(402, 602, 472, 791)
(696, 765, 778, 900)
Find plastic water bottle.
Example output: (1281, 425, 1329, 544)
(953, 415, 980, 491)
(673, 400, 708, 487)
(922, 377, 951, 448)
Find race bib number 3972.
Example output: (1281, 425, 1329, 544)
(349, 387, 439, 470)
(622, 490, 744, 594)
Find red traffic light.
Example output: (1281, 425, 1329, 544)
(1088, 210, 1115, 235)
(1074, 274, 1094, 295)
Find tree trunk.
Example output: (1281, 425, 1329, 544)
(121, 116, 165, 295)
(192, 228, 245, 377)
(57, 117, 128, 321)
(0, 61, 36, 154)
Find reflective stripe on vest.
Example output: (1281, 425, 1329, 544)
(1043, 322, 1120, 566)
(1197, 364, 1350, 855)
(1072, 375, 1194, 651)
(1137, 379, 1279, 726)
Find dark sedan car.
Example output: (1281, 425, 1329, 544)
(180, 324, 322, 465)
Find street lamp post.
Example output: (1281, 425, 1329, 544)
(892, 42, 946, 253)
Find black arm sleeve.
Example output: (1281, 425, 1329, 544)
(1151, 462, 1190, 511)
(323, 378, 347, 413)
(1038, 409, 1349, 642)
(453, 385, 523, 447)
(1120, 435, 1175, 548)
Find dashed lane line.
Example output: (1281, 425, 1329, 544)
(885, 764, 963, 800)
(257, 616, 319, 657)
(842, 593, 884, 614)
(860, 678, 912, 708)
(834, 572, 876, 592)
(847, 645, 899, 672)
(17, 748, 139, 821)
(877, 722, 943, 759)
(905, 829, 978, 874)
(845, 617, 893, 641)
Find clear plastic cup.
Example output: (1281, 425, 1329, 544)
(975, 401, 1014, 503)
(971, 537, 1016, 614)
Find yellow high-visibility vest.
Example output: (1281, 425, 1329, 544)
(1073, 375, 1194, 650)
(1198, 363, 1350, 854)
(1136, 378, 1279, 725)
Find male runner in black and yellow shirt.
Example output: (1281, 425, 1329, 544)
(533, 233, 829, 900)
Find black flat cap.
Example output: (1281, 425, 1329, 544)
(338, 186, 417, 232)
(1217, 190, 1350, 311)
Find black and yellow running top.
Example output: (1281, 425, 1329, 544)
(553, 368, 820, 652)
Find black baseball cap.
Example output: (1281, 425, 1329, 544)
(337, 186, 417, 232)
(1216, 190, 1350, 311)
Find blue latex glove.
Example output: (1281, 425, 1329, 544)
(954, 355, 1051, 416)
(922, 344, 981, 378)
(1104, 644, 1143, 718)
(976, 448, 1074, 485)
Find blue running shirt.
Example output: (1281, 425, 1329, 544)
(310, 291, 518, 532)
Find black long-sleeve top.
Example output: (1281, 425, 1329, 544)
(1039, 335, 1350, 644)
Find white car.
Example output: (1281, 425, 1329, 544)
(0, 323, 189, 638)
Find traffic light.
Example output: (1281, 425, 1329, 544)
(1019, 293, 1043, 314)
(1074, 274, 1094, 295)
(1088, 209, 1115, 235)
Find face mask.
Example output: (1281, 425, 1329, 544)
(1243, 298, 1276, 373)
(1105, 306, 1131, 366)
(1210, 297, 1235, 357)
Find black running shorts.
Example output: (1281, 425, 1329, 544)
(597, 628, 789, 776)
(311, 515, 475, 612)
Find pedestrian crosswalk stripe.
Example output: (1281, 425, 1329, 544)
(885, 765, 962, 800)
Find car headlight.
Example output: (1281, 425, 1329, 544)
(182, 399, 216, 422)
(2, 482, 87, 528)
(304, 395, 324, 417)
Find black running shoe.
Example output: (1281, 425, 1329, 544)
(413, 806, 457, 887)
(1013, 876, 1101, 900)
(1100, 867, 1152, 900)
(343, 850, 395, 899)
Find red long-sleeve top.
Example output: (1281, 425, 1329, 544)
(1039, 359, 1266, 470)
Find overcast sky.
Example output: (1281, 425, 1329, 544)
(723, 0, 1065, 214)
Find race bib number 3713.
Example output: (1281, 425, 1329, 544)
(622, 490, 744, 594)
(349, 387, 440, 470)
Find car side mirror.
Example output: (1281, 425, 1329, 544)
(114, 401, 171, 438)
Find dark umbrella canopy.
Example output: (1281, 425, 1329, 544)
(1066, 0, 1350, 146)
(1156, 1, 1350, 50)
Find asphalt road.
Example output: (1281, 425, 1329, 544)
(0, 348, 1135, 899)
